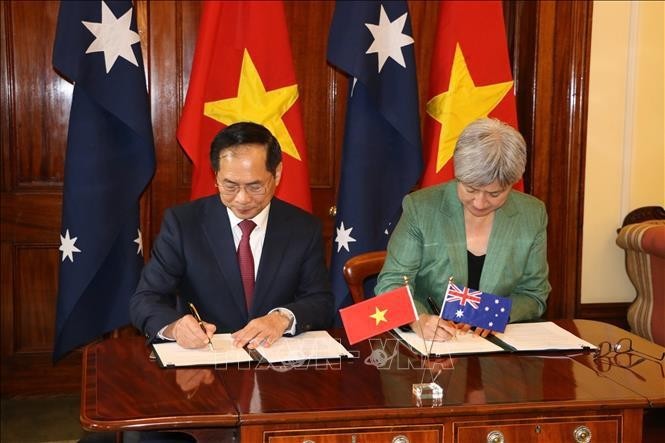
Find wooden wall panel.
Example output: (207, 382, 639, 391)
(285, 1, 337, 189)
(9, 1, 68, 189)
(1, 1, 83, 395)
(147, 0, 189, 247)
(15, 246, 59, 352)
(1, 0, 601, 396)
(530, 1, 593, 320)
(284, 2, 339, 249)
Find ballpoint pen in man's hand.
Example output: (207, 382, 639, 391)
(188, 302, 214, 351)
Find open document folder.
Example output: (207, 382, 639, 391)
(394, 321, 598, 356)
(152, 330, 353, 367)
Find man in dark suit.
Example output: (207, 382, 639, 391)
(130, 122, 333, 349)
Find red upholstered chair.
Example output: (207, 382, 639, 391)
(342, 251, 387, 304)
(616, 206, 665, 346)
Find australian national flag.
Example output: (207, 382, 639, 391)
(327, 1, 423, 312)
(441, 282, 512, 332)
(52, 1, 155, 360)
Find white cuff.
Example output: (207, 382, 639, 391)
(270, 308, 296, 335)
(156, 325, 176, 341)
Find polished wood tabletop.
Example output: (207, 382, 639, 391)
(81, 336, 238, 431)
(561, 319, 665, 406)
(81, 320, 665, 440)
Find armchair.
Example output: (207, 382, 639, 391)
(616, 206, 665, 346)
(342, 251, 386, 303)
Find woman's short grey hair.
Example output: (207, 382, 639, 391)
(453, 118, 526, 188)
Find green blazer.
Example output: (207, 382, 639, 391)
(375, 181, 550, 322)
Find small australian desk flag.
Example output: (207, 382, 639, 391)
(52, 0, 155, 360)
(441, 282, 512, 332)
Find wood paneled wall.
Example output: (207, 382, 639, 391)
(1, 1, 600, 396)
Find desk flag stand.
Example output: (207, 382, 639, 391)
(409, 276, 445, 406)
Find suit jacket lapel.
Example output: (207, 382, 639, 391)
(481, 192, 519, 293)
(253, 199, 291, 316)
(200, 198, 248, 318)
(440, 182, 468, 285)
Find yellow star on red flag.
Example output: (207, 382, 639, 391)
(426, 43, 513, 173)
(369, 306, 388, 326)
(340, 286, 417, 345)
(204, 49, 301, 161)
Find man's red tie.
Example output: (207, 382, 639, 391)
(237, 219, 257, 310)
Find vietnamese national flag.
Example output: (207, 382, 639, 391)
(420, 1, 521, 190)
(340, 286, 418, 345)
(177, 1, 312, 211)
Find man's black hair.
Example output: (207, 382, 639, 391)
(210, 122, 282, 174)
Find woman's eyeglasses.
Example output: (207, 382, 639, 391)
(593, 338, 664, 378)
(592, 354, 648, 381)
(594, 338, 665, 362)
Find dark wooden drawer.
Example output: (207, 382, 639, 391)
(266, 425, 442, 443)
(455, 417, 619, 442)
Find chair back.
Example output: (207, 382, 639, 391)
(616, 206, 665, 345)
(342, 251, 387, 304)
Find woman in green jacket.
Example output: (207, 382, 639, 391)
(375, 118, 551, 340)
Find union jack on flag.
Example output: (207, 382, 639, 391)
(440, 281, 512, 332)
(445, 283, 482, 308)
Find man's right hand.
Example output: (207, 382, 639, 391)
(163, 314, 216, 349)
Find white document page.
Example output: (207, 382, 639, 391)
(153, 333, 254, 367)
(494, 322, 597, 351)
(393, 328, 505, 356)
(255, 330, 353, 363)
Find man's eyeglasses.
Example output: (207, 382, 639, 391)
(215, 176, 273, 197)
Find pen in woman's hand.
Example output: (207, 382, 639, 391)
(428, 296, 457, 339)
(427, 296, 441, 315)
(188, 302, 214, 351)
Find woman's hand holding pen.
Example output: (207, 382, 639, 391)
(409, 314, 457, 341)
(164, 315, 216, 349)
(454, 322, 493, 338)
(423, 295, 493, 338)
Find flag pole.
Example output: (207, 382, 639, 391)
(406, 275, 444, 405)
(402, 275, 432, 384)
(422, 276, 455, 384)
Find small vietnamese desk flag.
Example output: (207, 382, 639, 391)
(327, 1, 423, 312)
(52, 0, 155, 360)
(177, 0, 311, 211)
(340, 286, 418, 345)
(420, 0, 521, 189)
(441, 282, 512, 333)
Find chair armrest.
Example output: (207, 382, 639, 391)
(616, 221, 665, 257)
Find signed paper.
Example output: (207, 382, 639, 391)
(152, 331, 352, 367)
(394, 321, 597, 356)
(494, 322, 597, 351)
(153, 334, 253, 367)
(393, 328, 504, 356)
(255, 330, 353, 364)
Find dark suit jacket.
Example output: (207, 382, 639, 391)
(130, 196, 334, 341)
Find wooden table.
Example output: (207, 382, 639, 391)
(81, 320, 665, 442)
